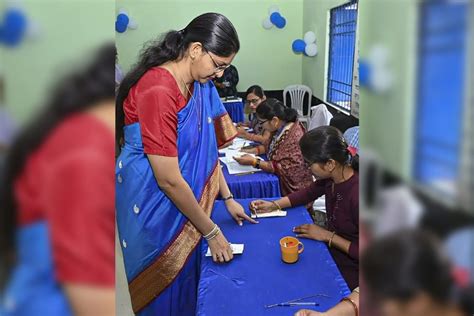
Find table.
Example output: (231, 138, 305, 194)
(221, 162, 281, 199)
(197, 199, 351, 316)
(222, 98, 244, 123)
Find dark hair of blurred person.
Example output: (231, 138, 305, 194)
(0, 43, 115, 316)
(361, 230, 474, 316)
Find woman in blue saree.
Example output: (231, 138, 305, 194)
(115, 13, 257, 315)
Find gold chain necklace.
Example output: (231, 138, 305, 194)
(172, 66, 201, 131)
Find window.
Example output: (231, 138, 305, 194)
(326, 0, 358, 113)
(414, 0, 469, 203)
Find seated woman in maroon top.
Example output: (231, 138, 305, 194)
(250, 126, 359, 290)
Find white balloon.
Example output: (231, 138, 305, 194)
(369, 44, 389, 67)
(303, 31, 316, 44)
(128, 19, 138, 30)
(370, 68, 393, 93)
(268, 5, 280, 15)
(305, 43, 318, 57)
(26, 20, 41, 39)
(262, 17, 273, 29)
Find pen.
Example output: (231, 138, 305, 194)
(277, 302, 319, 307)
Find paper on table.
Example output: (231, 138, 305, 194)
(251, 210, 287, 219)
(206, 243, 244, 256)
(219, 158, 261, 175)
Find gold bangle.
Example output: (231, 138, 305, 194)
(271, 200, 282, 211)
(206, 227, 221, 241)
(203, 224, 218, 239)
(341, 297, 358, 316)
(328, 231, 336, 248)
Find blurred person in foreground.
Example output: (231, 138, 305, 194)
(361, 229, 474, 316)
(0, 75, 18, 167)
(0, 43, 115, 316)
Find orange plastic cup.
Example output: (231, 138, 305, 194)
(280, 236, 304, 263)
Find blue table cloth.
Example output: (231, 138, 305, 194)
(197, 199, 351, 316)
(221, 163, 281, 199)
(223, 99, 244, 123)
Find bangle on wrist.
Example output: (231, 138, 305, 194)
(203, 224, 219, 239)
(328, 231, 336, 248)
(222, 194, 234, 201)
(341, 297, 358, 316)
(271, 200, 282, 211)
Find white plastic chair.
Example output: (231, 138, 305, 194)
(283, 85, 313, 127)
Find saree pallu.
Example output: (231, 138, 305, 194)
(116, 81, 236, 315)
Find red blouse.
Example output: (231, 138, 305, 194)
(15, 113, 115, 286)
(124, 67, 190, 156)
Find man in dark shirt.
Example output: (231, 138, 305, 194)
(214, 65, 239, 98)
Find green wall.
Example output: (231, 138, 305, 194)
(3, 0, 114, 123)
(116, 0, 303, 92)
(358, 0, 418, 180)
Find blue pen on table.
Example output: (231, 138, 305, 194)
(277, 302, 319, 307)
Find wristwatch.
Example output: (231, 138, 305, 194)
(255, 159, 261, 169)
(223, 194, 234, 201)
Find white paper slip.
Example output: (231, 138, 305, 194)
(251, 210, 287, 218)
(205, 243, 244, 257)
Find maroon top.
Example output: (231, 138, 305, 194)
(287, 173, 359, 290)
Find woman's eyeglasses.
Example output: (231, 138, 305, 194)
(256, 119, 269, 124)
(207, 53, 230, 73)
(245, 98, 261, 105)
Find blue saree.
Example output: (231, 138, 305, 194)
(0, 222, 72, 316)
(116, 81, 236, 315)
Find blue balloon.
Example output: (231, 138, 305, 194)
(359, 60, 371, 87)
(275, 16, 286, 29)
(292, 39, 306, 53)
(115, 13, 129, 33)
(117, 13, 129, 25)
(1, 8, 27, 47)
(270, 12, 282, 25)
(116, 21, 127, 33)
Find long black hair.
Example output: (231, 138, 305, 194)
(0, 43, 115, 274)
(255, 98, 298, 123)
(245, 85, 265, 99)
(299, 125, 359, 172)
(116, 12, 240, 146)
(361, 230, 474, 315)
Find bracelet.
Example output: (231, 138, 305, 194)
(205, 226, 221, 241)
(255, 159, 261, 169)
(341, 297, 358, 316)
(222, 194, 234, 201)
(328, 231, 336, 248)
(203, 224, 218, 239)
(271, 200, 281, 211)
(206, 227, 221, 241)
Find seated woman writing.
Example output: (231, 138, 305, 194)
(233, 98, 313, 195)
(250, 126, 359, 291)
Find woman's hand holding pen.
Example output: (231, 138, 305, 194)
(249, 200, 277, 214)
